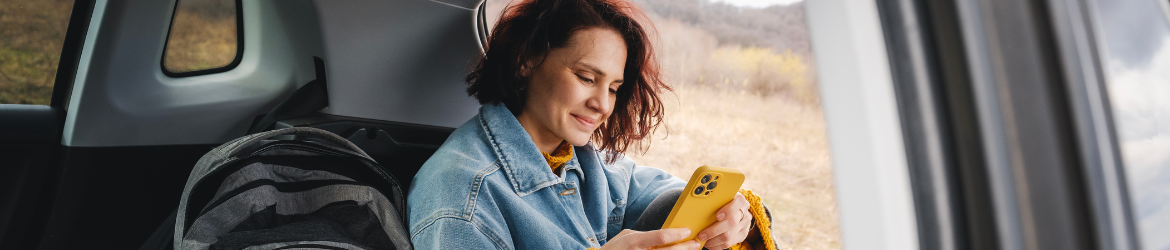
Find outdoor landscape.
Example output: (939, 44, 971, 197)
(0, 0, 73, 104)
(162, 0, 237, 73)
(3, 0, 839, 249)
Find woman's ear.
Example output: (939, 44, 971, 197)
(521, 56, 542, 78)
(518, 54, 547, 78)
(519, 63, 532, 78)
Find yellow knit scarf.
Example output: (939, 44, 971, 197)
(541, 140, 574, 173)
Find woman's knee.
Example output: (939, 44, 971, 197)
(631, 188, 683, 231)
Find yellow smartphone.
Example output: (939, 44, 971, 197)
(659, 165, 745, 246)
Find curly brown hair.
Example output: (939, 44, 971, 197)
(465, 0, 668, 163)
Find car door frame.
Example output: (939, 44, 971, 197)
(872, 0, 1142, 249)
(0, 0, 95, 248)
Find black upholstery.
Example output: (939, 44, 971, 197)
(275, 113, 455, 190)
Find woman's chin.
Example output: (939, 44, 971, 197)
(564, 136, 590, 147)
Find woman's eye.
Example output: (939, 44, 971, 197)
(577, 75, 594, 84)
(609, 88, 618, 94)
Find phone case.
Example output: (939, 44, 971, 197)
(659, 165, 746, 246)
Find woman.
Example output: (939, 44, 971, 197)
(407, 0, 775, 249)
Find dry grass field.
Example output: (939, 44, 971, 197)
(0, 0, 73, 104)
(162, 0, 236, 73)
(0, 0, 234, 103)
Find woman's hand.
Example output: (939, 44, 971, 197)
(697, 193, 754, 249)
(601, 228, 701, 250)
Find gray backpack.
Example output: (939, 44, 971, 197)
(174, 127, 412, 250)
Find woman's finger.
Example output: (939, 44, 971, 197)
(706, 223, 753, 250)
(720, 210, 753, 246)
(741, 207, 754, 224)
(705, 210, 754, 248)
(703, 231, 734, 249)
(731, 219, 753, 245)
(633, 228, 692, 248)
(610, 229, 637, 241)
(697, 218, 736, 242)
(715, 194, 749, 222)
(654, 240, 702, 250)
(740, 218, 753, 234)
(697, 193, 753, 248)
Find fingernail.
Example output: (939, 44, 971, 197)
(718, 212, 726, 221)
(691, 242, 702, 249)
(681, 228, 691, 237)
(698, 233, 707, 241)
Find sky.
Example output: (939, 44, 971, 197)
(1108, 37, 1170, 250)
(1095, 0, 1170, 249)
(711, 0, 802, 8)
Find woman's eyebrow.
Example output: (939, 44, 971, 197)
(578, 63, 607, 77)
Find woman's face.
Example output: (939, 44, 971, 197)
(517, 27, 627, 150)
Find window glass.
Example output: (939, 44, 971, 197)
(487, 0, 839, 248)
(1091, 0, 1170, 249)
(162, 0, 238, 75)
(0, 0, 75, 104)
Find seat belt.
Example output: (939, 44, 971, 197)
(246, 56, 329, 134)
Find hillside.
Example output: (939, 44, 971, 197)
(630, 0, 811, 58)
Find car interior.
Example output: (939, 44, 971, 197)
(2, 0, 483, 248)
(2, 0, 1166, 249)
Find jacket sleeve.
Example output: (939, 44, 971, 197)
(618, 156, 687, 228)
(411, 217, 510, 250)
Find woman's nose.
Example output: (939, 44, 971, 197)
(586, 87, 611, 114)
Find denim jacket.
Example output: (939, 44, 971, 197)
(407, 102, 686, 249)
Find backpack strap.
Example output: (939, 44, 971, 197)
(203, 127, 375, 176)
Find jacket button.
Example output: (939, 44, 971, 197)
(559, 188, 578, 195)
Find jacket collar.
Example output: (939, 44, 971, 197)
(479, 102, 575, 196)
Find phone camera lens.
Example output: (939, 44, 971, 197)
(707, 181, 717, 190)
(694, 186, 706, 195)
(701, 174, 711, 184)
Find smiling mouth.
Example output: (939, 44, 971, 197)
(572, 114, 596, 128)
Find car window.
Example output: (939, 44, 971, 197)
(487, 0, 840, 248)
(0, 0, 75, 105)
(1090, 0, 1170, 249)
(162, 0, 240, 76)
